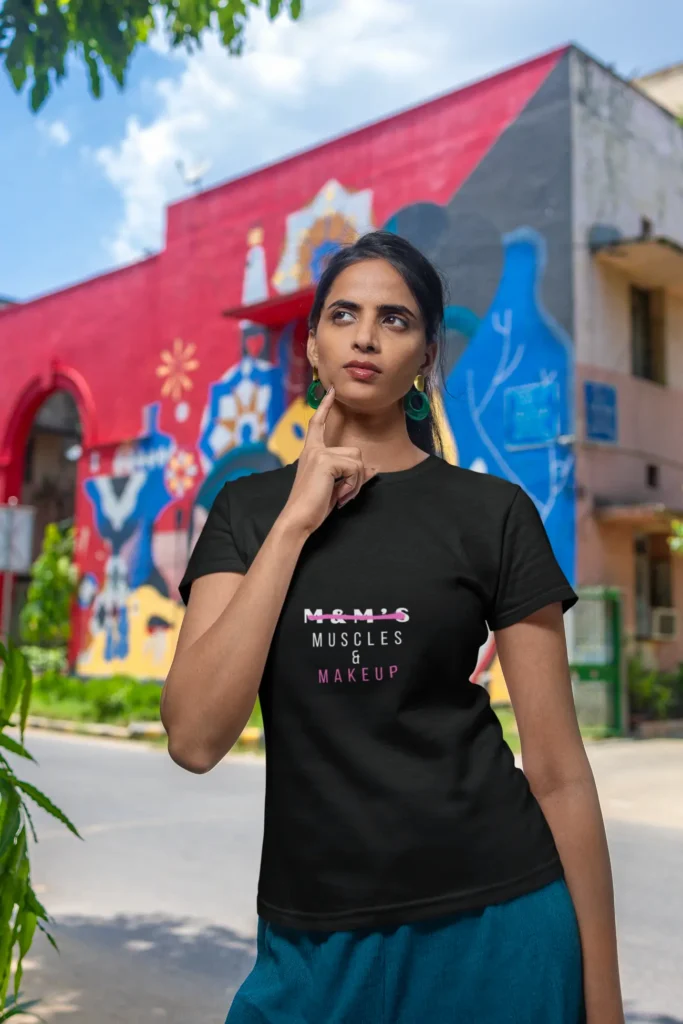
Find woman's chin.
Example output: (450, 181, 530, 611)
(332, 385, 395, 415)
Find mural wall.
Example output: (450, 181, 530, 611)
(4, 50, 576, 683)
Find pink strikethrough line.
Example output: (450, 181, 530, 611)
(306, 613, 405, 622)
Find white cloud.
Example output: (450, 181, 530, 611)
(95, 0, 471, 262)
(39, 119, 72, 146)
(96, 0, 586, 264)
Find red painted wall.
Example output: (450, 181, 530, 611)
(0, 47, 566, 678)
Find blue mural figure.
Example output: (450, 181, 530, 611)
(444, 228, 575, 579)
(127, 405, 175, 594)
(84, 402, 175, 661)
(85, 403, 174, 594)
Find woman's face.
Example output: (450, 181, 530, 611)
(307, 259, 436, 414)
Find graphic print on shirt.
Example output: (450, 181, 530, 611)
(304, 605, 410, 684)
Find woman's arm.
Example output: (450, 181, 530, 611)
(161, 514, 310, 774)
(495, 602, 624, 1024)
(162, 385, 373, 774)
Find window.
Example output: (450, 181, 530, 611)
(23, 436, 34, 485)
(646, 464, 659, 489)
(634, 534, 673, 639)
(630, 286, 666, 384)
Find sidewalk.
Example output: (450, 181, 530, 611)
(585, 739, 683, 831)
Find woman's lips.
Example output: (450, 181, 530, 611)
(344, 366, 380, 382)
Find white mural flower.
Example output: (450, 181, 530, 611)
(272, 179, 374, 294)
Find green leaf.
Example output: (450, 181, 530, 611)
(0, 781, 22, 862)
(36, 921, 59, 954)
(14, 781, 81, 840)
(290, 0, 302, 17)
(0, 998, 44, 1022)
(269, 0, 282, 16)
(8, 64, 28, 92)
(30, 74, 51, 113)
(1, 644, 29, 723)
(13, 909, 37, 998)
(0, 735, 35, 764)
(85, 52, 102, 98)
(19, 797, 38, 846)
(0, 829, 26, 1007)
(18, 665, 32, 743)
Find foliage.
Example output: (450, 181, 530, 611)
(30, 671, 264, 732)
(0, 641, 80, 1019)
(19, 525, 77, 650)
(1, 0, 304, 111)
(32, 672, 162, 725)
(668, 518, 683, 556)
(20, 648, 67, 678)
(627, 655, 683, 721)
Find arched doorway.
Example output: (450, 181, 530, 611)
(0, 366, 97, 642)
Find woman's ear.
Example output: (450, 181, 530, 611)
(307, 331, 318, 368)
(421, 342, 438, 375)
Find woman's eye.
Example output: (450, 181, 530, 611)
(332, 310, 354, 323)
(384, 315, 408, 329)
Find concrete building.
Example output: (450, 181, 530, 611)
(0, 45, 682, 698)
(574, 52, 683, 672)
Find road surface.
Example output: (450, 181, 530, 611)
(11, 732, 683, 1023)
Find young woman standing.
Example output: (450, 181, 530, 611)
(162, 232, 623, 1023)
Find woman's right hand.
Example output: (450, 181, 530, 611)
(279, 386, 376, 537)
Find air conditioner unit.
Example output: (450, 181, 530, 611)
(651, 607, 678, 642)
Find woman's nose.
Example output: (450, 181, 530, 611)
(354, 337, 378, 353)
(354, 319, 379, 352)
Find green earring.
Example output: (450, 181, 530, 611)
(404, 373, 430, 421)
(306, 367, 326, 409)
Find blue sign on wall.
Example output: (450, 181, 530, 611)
(584, 381, 618, 444)
(504, 380, 561, 450)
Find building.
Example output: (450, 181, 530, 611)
(634, 62, 683, 117)
(1, 45, 682, 697)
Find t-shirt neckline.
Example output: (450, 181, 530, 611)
(289, 452, 440, 486)
(373, 453, 439, 485)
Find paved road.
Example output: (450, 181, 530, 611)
(11, 732, 683, 1023)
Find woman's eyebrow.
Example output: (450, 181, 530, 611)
(327, 299, 417, 320)
(376, 303, 417, 320)
(327, 298, 361, 312)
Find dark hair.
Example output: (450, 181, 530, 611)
(308, 231, 446, 455)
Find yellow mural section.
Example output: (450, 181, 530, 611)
(487, 654, 510, 705)
(268, 397, 314, 464)
(78, 585, 184, 680)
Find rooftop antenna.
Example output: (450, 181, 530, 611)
(176, 157, 212, 193)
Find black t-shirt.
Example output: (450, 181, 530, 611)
(179, 454, 578, 931)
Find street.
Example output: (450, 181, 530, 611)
(13, 732, 683, 1023)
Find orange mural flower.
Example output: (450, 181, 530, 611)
(156, 338, 199, 401)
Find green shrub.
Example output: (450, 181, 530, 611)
(20, 647, 67, 676)
(19, 524, 78, 649)
(628, 656, 676, 721)
(31, 673, 162, 725)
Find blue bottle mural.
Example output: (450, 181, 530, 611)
(444, 228, 575, 580)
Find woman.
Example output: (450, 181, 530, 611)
(162, 232, 624, 1023)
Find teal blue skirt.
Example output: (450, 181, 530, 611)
(226, 879, 585, 1023)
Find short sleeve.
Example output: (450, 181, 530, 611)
(178, 485, 247, 606)
(487, 486, 578, 631)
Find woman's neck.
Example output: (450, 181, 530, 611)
(321, 403, 429, 473)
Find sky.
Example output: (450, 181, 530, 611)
(3, 0, 682, 302)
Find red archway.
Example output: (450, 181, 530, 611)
(0, 361, 97, 504)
